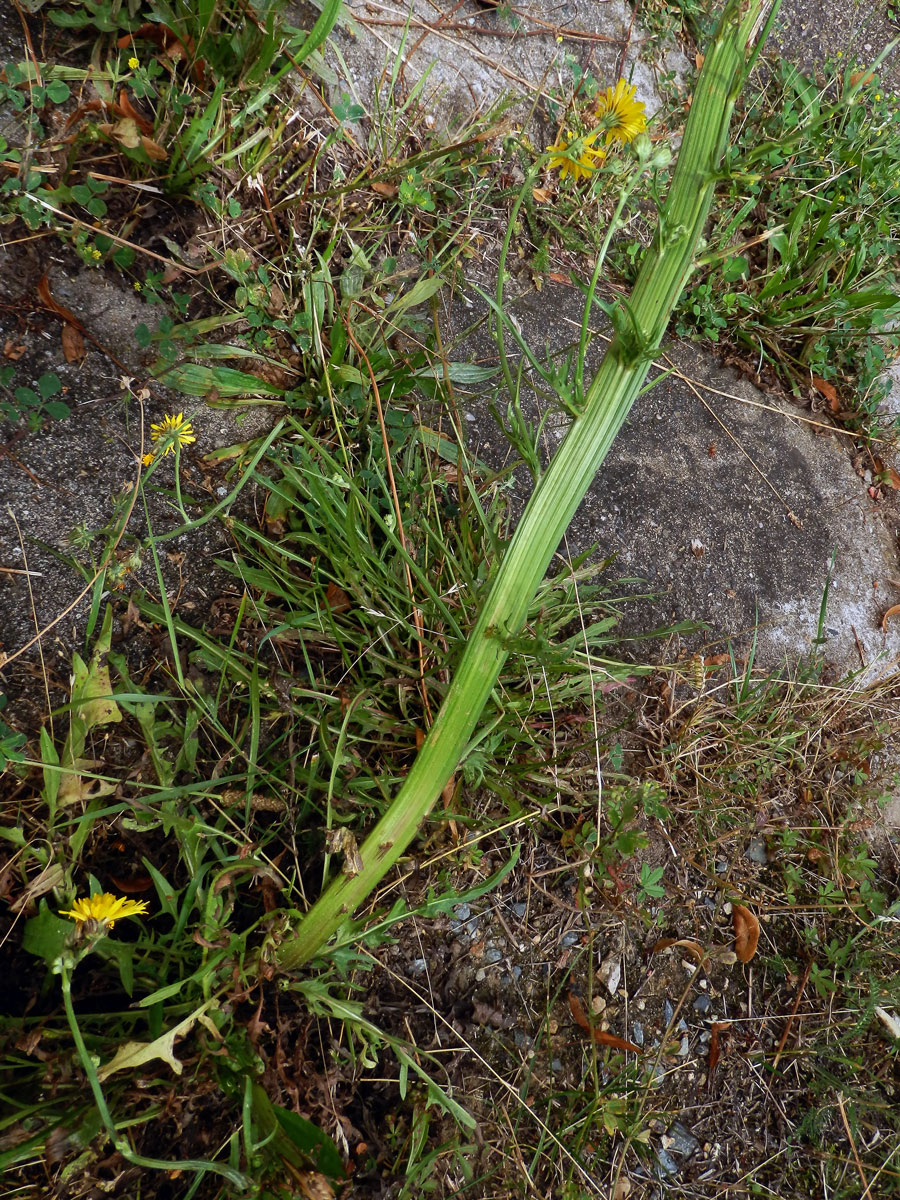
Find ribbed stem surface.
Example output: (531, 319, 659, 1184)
(278, 0, 777, 969)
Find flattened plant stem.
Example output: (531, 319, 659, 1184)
(278, 0, 780, 969)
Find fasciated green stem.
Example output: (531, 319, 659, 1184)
(278, 0, 779, 970)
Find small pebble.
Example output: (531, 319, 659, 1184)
(745, 837, 768, 865)
(677, 1035, 690, 1057)
(693, 994, 712, 1015)
(514, 1028, 527, 1048)
(410, 957, 427, 974)
(512, 902, 527, 919)
(667, 1122, 700, 1157)
(551, 1058, 563, 1073)
(560, 930, 580, 948)
(663, 1000, 674, 1024)
(475, 968, 486, 982)
(632, 1021, 644, 1046)
(485, 948, 503, 965)
(655, 1148, 678, 1176)
(216, 485, 228, 497)
(453, 904, 472, 920)
(511, 966, 522, 981)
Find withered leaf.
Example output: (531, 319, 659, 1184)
(708, 1021, 730, 1074)
(61, 322, 85, 363)
(568, 993, 642, 1054)
(651, 937, 706, 962)
(100, 116, 142, 149)
(370, 181, 398, 198)
(3, 338, 26, 360)
(325, 581, 351, 612)
(324, 826, 363, 876)
(140, 135, 168, 162)
(294, 1171, 335, 1200)
(811, 375, 839, 405)
(116, 88, 153, 135)
(882, 603, 900, 634)
(732, 903, 760, 963)
(37, 275, 85, 333)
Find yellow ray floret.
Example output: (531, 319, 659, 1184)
(547, 130, 606, 181)
(61, 893, 150, 929)
(594, 78, 647, 146)
(150, 412, 197, 456)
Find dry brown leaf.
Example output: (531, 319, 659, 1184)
(3, 338, 26, 360)
(568, 993, 643, 1054)
(708, 1021, 730, 1074)
(882, 603, 900, 634)
(325, 581, 351, 612)
(732, 903, 760, 963)
(324, 826, 363, 876)
(117, 88, 153, 135)
(295, 1171, 335, 1200)
(531, 186, 552, 203)
(100, 117, 142, 149)
(140, 135, 168, 161)
(61, 322, 85, 363)
(704, 652, 731, 668)
(37, 275, 85, 332)
(370, 181, 398, 198)
(695, 52, 705, 69)
(811, 375, 839, 404)
(651, 937, 705, 962)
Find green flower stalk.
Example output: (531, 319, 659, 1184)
(278, 0, 781, 969)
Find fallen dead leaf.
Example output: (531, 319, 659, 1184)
(708, 1021, 730, 1074)
(326, 581, 351, 612)
(597, 950, 621, 996)
(3, 338, 26, 360)
(61, 322, 85, 362)
(141, 135, 168, 162)
(324, 826, 363, 876)
(294, 1171, 335, 1200)
(704, 652, 732, 668)
(370, 181, 398, 198)
(37, 275, 86, 333)
(732, 903, 760, 963)
(568, 993, 643, 1054)
(811, 375, 840, 405)
(651, 937, 706, 962)
(882, 603, 900, 634)
(117, 88, 153, 135)
(531, 186, 552, 203)
(99, 116, 142, 149)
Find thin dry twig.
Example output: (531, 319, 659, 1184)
(837, 1091, 871, 1197)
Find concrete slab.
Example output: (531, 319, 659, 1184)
(445, 280, 900, 679)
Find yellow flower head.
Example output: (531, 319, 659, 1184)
(141, 451, 155, 467)
(594, 78, 647, 146)
(61, 892, 149, 930)
(150, 412, 196, 456)
(128, 56, 140, 70)
(547, 129, 606, 181)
